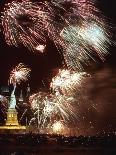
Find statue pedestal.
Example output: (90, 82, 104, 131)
(0, 108, 26, 132)
(6, 108, 19, 126)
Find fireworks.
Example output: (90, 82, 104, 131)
(50, 69, 90, 95)
(29, 92, 58, 131)
(52, 121, 65, 134)
(35, 44, 46, 53)
(0, 95, 8, 114)
(29, 69, 90, 133)
(1, 0, 111, 70)
(1, 1, 64, 51)
(0, 95, 8, 107)
(29, 91, 76, 133)
(9, 63, 31, 86)
(0, 0, 114, 136)
(60, 21, 110, 70)
(51, 0, 111, 70)
(29, 93, 71, 134)
(0, 95, 7, 103)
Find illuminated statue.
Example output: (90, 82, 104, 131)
(9, 85, 16, 109)
(9, 63, 31, 108)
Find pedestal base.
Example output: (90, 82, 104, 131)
(0, 108, 26, 133)
(6, 108, 19, 126)
(0, 125, 26, 130)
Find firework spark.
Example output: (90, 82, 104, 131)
(29, 92, 59, 131)
(50, 69, 90, 95)
(1, 1, 64, 51)
(1, 0, 111, 70)
(9, 63, 31, 86)
(60, 21, 110, 70)
(52, 121, 66, 135)
(29, 69, 90, 133)
(29, 91, 76, 133)
(0, 95, 8, 114)
(35, 44, 46, 53)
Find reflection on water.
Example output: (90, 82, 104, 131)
(0, 149, 116, 155)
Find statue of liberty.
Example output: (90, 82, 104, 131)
(9, 84, 16, 109)
(9, 63, 31, 109)
(5, 63, 31, 127)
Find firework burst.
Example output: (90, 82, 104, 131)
(29, 69, 90, 133)
(0, 95, 8, 113)
(50, 69, 90, 95)
(52, 121, 66, 135)
(1, 1, 64, 51)
(1, 0, 111, 70)
(29, 92, 58, 131)
(9, 63, 31, 86)
(60, 21, 110, 70)
(29, 92, 72, 132)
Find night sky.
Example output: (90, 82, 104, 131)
(0, 0, 116, 135)
(0, 2, 65, 93)
(0, 0, 116, 91)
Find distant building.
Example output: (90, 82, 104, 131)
(18, 90, 24, 102)
(26, 84, 30, 98)
(0, 86, 10, 96)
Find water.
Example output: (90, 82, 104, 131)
(0, 148, 116, 155)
